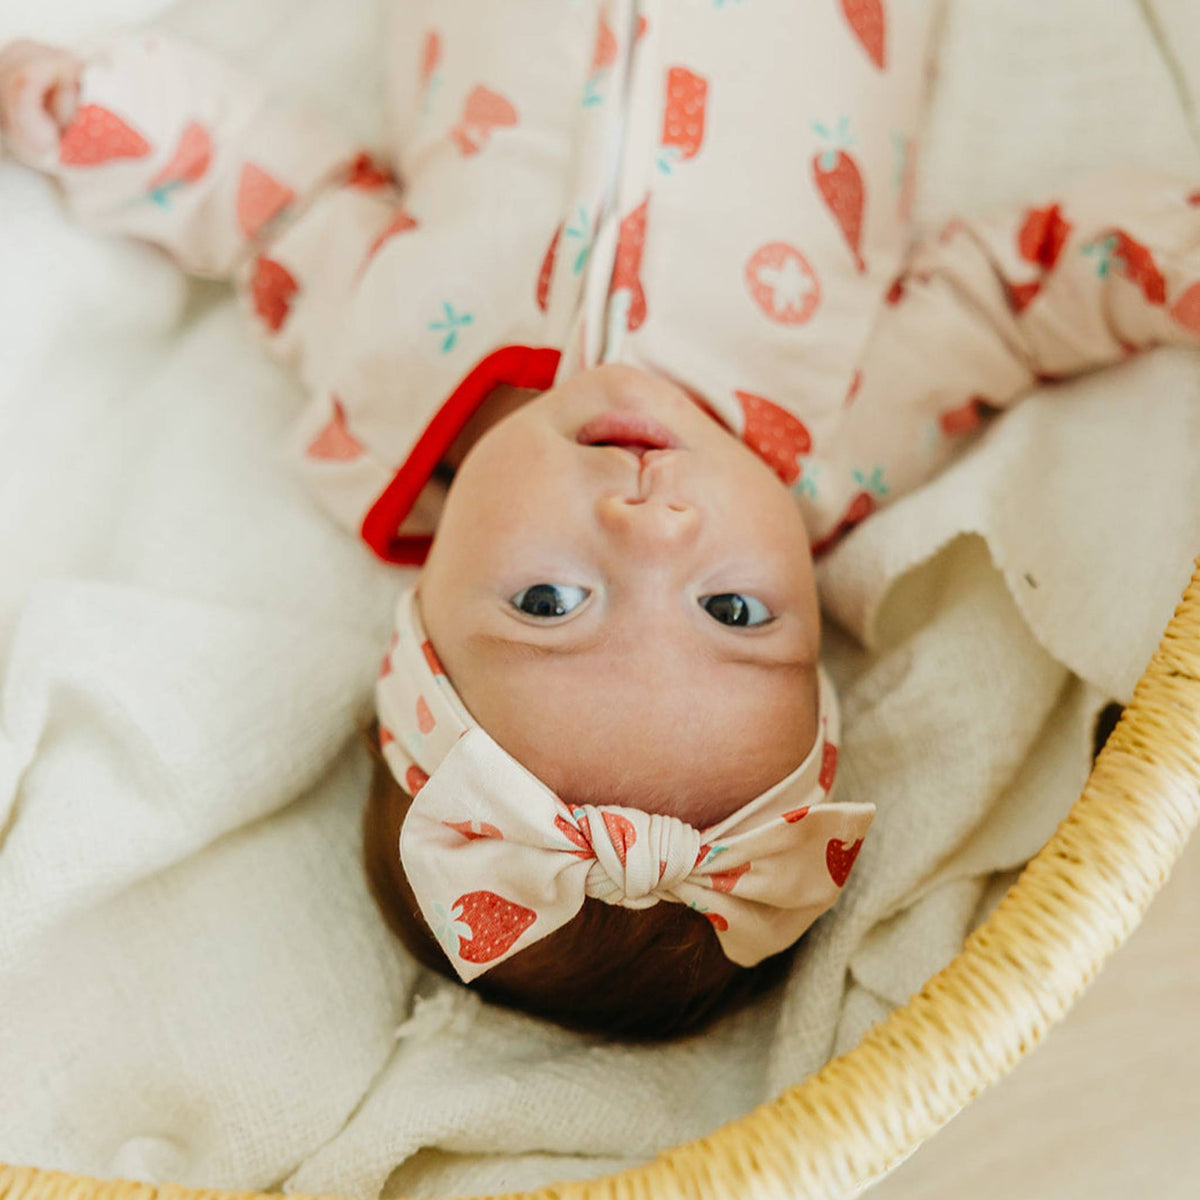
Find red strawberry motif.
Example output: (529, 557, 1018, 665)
(420, 31, 441, 92)
(421, 639, 446, 675)
(783, 806, 810, 823)
(146, 122, 211, 193)
(661, 67, 708, 164)
(237, 164, 294, 241)
(694, 843, 712, 867)
(600, 812, 637, 865)
(1170, 281, 1200, 335)
(610, 198, 649, 331)
(249, 256, 299, 333)
(379, 726, 395, 748)
(710, 861, 751, 894)
(59, 104, 151, 166)
(443, 820, 503, 841)
(885, 276, 905, 305)
(811, 491, 876, 557)
(306, 397, 364, 461)
(366, 210, 418, 261)
(405, 764, 429, 794)
(826, 837, 864, 887)
(416, 695, 435, 734)
(820, 742, 838, 791)
(938, 395, 994, 436)
(812, 121, 866, 272)
(554, 813, 595, 860)
(1110, 231, 1166, 305)
(453, 890, 537, 963)
(449, 85, 517, 156)
(744, 242, 821, 325)
(1006, 280, 1042, 314)
(735, 391, 812, 485)
(840, 0, 885, 69)
(592, 16, 618, 69)
(536, 224, 562, 313)
(346, 152, 393, 190)
(703, 911, 729, 932)
(1017, 203, 1072, 269)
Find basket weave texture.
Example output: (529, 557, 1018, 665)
(5, 557, 1200, 1200)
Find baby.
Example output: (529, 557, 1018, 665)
(4, 2, 1199, 1039)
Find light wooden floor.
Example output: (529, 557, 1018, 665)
(871, 816, 1200, 1199)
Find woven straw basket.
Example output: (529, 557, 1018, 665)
(4, 557, 1200, 1200)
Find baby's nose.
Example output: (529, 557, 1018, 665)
(594, 494, 701, 554)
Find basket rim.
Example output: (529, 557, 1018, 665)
(4, 556, 1199, 1200)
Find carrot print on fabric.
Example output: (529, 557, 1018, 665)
(1081, 231, 1167, 305)
(735, 391, 812, 485)
(146, 122, 211, 203)
(840, 0, 886, 69)
(812, 117, 867, 272)
(306, 397, 364, 461)
(611, 198, 649, 331)
(419, 30, 442, 110)
(658, 67, 708, 173)
(237, 164, 294, 241)
(449, 85, 517, 156)
(1017, 203, 1072, 269)
(59, 104, 151, 165)
(249, 256, 299, 333)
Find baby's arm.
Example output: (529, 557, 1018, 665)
(808, 169, 1200, 553)
(0, 34, 362, 280)
(2, 34, 424, 428)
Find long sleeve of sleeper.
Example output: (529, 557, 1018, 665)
(24, 33, 415, 392)
(808, 168, 1200, 554)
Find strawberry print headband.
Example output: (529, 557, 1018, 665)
(375, 585, 875, 982)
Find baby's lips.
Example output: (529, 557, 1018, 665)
(574, 412, 682, 453)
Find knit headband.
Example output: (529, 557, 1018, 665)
(375, 585, 875, 982)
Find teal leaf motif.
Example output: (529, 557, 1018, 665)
(430, 900, 471, 954)
(852, 465, 889, 497)
(565, 207, 591, 273)
(428, 302, 474, 353)
(791, 462, 819, 500)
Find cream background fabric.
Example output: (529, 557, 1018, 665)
(0, 1, 1198, 1196)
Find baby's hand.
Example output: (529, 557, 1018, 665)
(0, 40, 82, 162)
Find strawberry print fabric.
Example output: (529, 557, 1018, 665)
(376, 586, 874, 982)
(30, 9, 1200, 566)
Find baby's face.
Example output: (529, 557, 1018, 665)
(419, 364, 821, 828)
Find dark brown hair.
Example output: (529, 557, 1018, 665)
(361, 727, 796, 1042)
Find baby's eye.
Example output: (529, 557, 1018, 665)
(511, 583, 590, 618)
(700, 593, 773, 627)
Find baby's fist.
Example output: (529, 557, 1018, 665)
(0, 40, 82, 161)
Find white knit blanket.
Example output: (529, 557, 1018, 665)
(2, 1, 1198, 1196)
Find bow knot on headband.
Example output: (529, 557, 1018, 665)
(572, 806, 702, 907)
(376, 585, 875, 983)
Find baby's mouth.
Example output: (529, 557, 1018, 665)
(574, 413, 682, 458)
